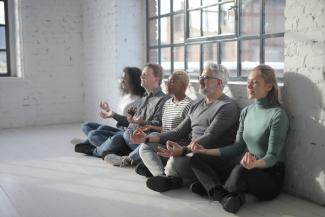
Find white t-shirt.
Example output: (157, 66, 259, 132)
(117, 94, 140, 116)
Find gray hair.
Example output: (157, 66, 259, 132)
(203, 63, 229, 89)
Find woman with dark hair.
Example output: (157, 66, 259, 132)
(72, 67, 145, 157)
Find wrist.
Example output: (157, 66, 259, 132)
(144, 137, 150, 143)
(181, 146, 190, 156)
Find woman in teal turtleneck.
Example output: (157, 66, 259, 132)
(188, 65, 289, 213)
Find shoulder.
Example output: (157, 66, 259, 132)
(191, 97, 205, 107)
(271, 106, 289, 122)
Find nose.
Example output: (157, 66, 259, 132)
(247, 81, 253, 89)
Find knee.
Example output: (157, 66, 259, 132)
(225, 165, 246, 193)
(165, 157, 189, 176)
(139, 143, 148, 154)
(190, 154, 202, 167)
(81, 121, 91, 131)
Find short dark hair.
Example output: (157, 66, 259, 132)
(123, 67, 145, 97)
(144, 63, 163, 85)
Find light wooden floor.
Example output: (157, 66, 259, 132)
(0, 124, 324, 217)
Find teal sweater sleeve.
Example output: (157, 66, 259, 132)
(262, 108, 289, 167)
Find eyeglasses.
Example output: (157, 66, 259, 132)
(198, 75, 220, 81)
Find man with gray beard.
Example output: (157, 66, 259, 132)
(131, 63, 240, 193)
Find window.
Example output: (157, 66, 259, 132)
(146, 0, 285, 80)
(0, 0, 22, 78)
(0, 0, 10, 76)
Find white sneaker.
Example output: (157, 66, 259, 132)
(70, 138, 86, 145)
(104, 154, 133, 167)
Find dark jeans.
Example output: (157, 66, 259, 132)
(190, 154, 284, 201)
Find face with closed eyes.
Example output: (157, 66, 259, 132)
(247, 70, 273, 100)
(199, 69, 222, 96)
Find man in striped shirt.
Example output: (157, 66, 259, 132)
(105, 70, 193, 166)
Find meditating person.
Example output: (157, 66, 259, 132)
(130, 63, 240, 193)
(187, 64, 289, 213)
(78, 63, 169, 158)
(72, 66, 145, 155)
(105, 70, 193, 167)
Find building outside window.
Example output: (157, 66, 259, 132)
(146, 0, 285, 80)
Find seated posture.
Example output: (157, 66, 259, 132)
(106, 70, 193, 167)
(85, 63, 169, 159)
(188, 65, 289, 214)
(130, 63, 240, 192)
(73, 66, 145, 156)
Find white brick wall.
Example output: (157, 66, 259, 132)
(0, 0, 84, 129)
(283, 0, 325, 205)
(0, 0, 323, 205)
(81, 0, 145, 126)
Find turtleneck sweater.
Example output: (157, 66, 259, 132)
(220, 97, 289, 167)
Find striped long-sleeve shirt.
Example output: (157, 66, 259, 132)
(161, 96, 193, 133)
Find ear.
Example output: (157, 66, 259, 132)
(266, 83, 273, 92)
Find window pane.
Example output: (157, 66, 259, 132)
(148, 19, 158, 46)
(160, 0, 170, 15)
(202, 6, 218, 36)
(0, 26, 6, 49)
(0, 51, 7, 74)
(0, 1, 5, 24)
(221, 2, 236, 35)
(241, 40, 260, 76)
(265, 0, 285, 33)
(173, 0, 185, 12)
(186, 44, 201, 78)
(173, 46, 185, 70)
(148, 49, 159, 63)
(173, 13, 184, 43)
(161, 16, 171, 45)
(161, 47, 171, 75)
(148, 0, 158, 17)
(240, 0, 260, 35)
(188, 0, 201, 9)
(203, 43, 218, 65)
(202, 0, 218, 6)
(221, 41, 237, 77)
(189, 10, 201, 37)
(265, 37, 284, 77)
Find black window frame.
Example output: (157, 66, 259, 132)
(146, 0, 285, 81)
(0, 0, 11, 77)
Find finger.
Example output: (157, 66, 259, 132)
(157, 151, 171, 158)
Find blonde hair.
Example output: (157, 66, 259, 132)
(252, 64, 280, 106)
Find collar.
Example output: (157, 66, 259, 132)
(145, 86, 162, 97)
(255, 96, 271, 108)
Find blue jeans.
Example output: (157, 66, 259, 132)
(123, 130, 140, 161)
(90, 131, 130, 157)
(81, 122, 128, 157)
(81, 122, 121, 137)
